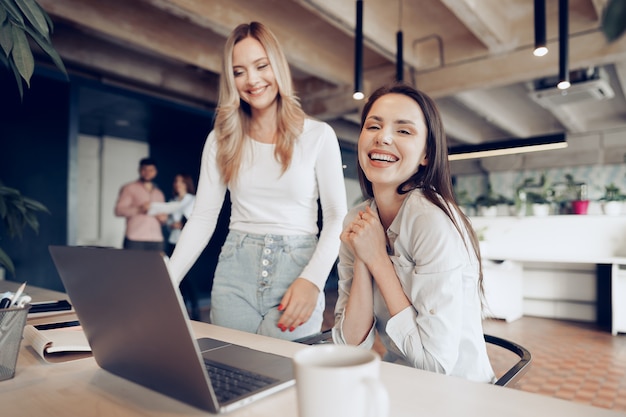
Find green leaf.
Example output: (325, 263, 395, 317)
(0, 184, 21, 197)
(5, 210, 23, 238)
(602, 0, 626, 42)
(0, 192, 6, 219)
(22, 196, 49, 213)
(0, 4, 7, 23)
(41, 2, 53, 31)
(10, 23, 33, 86)
(22, 210, 40, 233)
(0, 184, 50, 237)
(0, 19, 12, 56)
(0, 247, 16, 276)
(2, 0, 25, 26)
(7, 54, 24, 99)
(0, 46, 8, 71)
(14, 0, 49, 40)
(23, 24, 66, 76)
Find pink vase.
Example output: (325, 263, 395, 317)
(571, 200, 589, 215)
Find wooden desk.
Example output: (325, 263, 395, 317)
(0, 280, 69, 303)
(0, 318, 622, 416)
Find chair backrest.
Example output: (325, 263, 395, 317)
(296, 330, 532, 387)
(484, 334, 532, 387)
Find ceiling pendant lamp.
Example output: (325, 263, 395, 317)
(448, 133, 568, 161)
(353, 0, 364, 100)
(557, 0, 570, 90)
(396, 0, 404, 81)
(533, 0, 548, 56)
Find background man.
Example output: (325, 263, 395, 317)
(114, 158, 167, 250)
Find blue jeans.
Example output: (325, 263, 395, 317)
(210, 231, 325, 340)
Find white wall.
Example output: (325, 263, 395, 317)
(76, 135, 148, 248)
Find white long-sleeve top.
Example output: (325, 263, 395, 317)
(168, 118, 347, 290)
(333, 190, 495, 383)
(166, 193, 196, 245)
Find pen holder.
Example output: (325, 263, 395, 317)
(0, 305, 30, 381)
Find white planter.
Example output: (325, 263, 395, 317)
(478, 206, 498, 217)
(459, 205, 476, 217)
(603, 201, 623, 216)
(496, 204, 513, 216)
(532, 203, 550, 217)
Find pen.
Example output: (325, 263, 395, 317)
(9, 282, 26, 307)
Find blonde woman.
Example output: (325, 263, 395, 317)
(168, 22, 347, 340)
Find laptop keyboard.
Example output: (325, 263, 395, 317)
(204, 360, 279, 403)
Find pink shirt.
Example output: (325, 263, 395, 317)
(114, 180, 165, 242)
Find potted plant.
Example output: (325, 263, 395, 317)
(454, 189, 475, 216)
(519, 174, 553, 216)
(1, 0, 63, 278)
(474, 183, 508, 217)
(1, 0, 67, 98)
(0, 182, 49, 277)
(562, 174, 589, 215)
(599, 183, 625, 216)
(525, 191, 551, 216)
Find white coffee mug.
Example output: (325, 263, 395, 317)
(293, 344, 389, 417)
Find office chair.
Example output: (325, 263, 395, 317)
(296, 330, 532, 387)
(294, 329, 334, 345)
(484, 334, 532, 387)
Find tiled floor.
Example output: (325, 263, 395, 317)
(482, 315, 626, 412)
(320, 288, 626, 413)
(199, 288, 626, 413)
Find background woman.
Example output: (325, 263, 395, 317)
(332, 83, 495, 383)
(166, 173, 198, 319)
(168, 22, 347, 340)
(166, 173, 196, 255)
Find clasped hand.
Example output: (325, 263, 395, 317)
(341, 206, 388, 266)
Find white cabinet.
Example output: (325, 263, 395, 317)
(482, 260, 523, 322)
(612, 263, 626, 335)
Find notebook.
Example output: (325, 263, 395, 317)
(48, 245, 295, 414)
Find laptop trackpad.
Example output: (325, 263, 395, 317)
(197, 337, 232, 351)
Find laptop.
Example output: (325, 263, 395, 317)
(48, 245, 295, 414)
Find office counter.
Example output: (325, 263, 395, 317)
(0, 281, 622, 416)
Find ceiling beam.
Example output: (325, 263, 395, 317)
(50, 26, 219, 105)
(141, 0, 359, 86)
(454, 90, 534, 137)
(545, 106, 588, 133)
(299, 84, 363, 121)
(40, 0, 225, 73)
(412, 31, 626, 98)
(439, 0, 513, 52)
(590, 0, 609, 19)
(440, 114, 487, 145)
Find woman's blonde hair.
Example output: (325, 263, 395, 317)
(215, 21, 305, 184)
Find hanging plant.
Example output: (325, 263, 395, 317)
(0, 0, 67, 99)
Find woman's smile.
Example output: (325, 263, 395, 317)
(358, 93, 428, 191)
